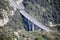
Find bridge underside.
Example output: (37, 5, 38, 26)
(21, 14, 43, 31)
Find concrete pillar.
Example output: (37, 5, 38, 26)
(28, 20, 32, 31)
(32, 24, 35, 31)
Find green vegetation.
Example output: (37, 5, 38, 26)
(23, 0, 60, 40)
(35, 36, 43, 40)
(0, 27, 14, 40)
(0, 0, 13, 40)
(0, 0, 9, 11)
(38, 36, 43, 40)
(33, 32, 43, 40)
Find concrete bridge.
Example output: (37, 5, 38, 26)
(9, 0, 54, 32)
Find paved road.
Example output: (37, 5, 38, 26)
(9, 0, 25, 10)
(9, 0, 53, 32)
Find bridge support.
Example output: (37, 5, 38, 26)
(32, 24, 35, 31)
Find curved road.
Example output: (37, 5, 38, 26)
(9, 0, 53, 32)
(0, 10, 9, 26)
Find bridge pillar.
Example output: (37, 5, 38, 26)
(32, 24, 35, 31)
